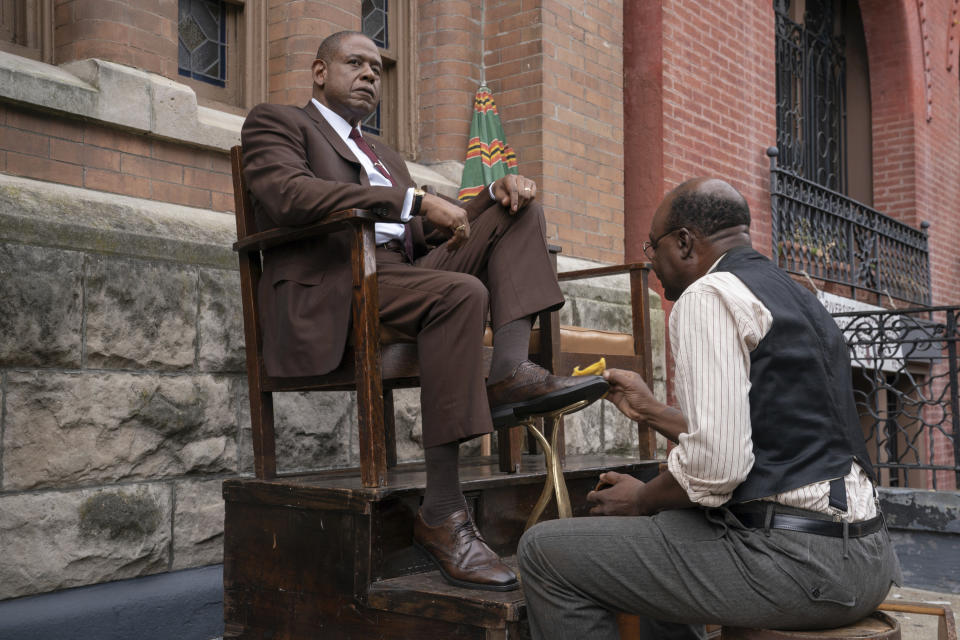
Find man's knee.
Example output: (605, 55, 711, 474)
(482, 197, 545, 228)
(443, 272, 489, 314)
(517, 519, 562, 574)
(507, 199, 546, 238)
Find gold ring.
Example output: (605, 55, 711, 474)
(455, 224, 466, 233)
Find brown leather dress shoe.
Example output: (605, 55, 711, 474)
(486, 360, 609, 427)
(413, 509, 519, 591)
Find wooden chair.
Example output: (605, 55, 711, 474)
(230, 145, 656, 488)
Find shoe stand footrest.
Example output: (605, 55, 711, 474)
(365, 557, 525, 630)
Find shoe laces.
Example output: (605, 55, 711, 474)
(453, 519, 484, 544)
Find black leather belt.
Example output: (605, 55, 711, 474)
(728, 505, 884, 538)
(378, 239, 405, 253)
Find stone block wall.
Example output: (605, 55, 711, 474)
(0, 172, 665, 601)
(0, 174, 244, 600)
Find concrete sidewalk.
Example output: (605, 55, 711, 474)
(886, 586, 960, 639)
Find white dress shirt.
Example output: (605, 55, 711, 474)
(311, 99, 413, 245)
(666, 259, 877, 522)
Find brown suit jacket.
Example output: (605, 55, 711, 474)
(240, 102, 491, 377)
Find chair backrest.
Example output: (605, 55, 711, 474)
(230, 145, 279, 479)
(231, 146, 257, 243)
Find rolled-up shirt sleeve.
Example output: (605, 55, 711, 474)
(666, 274, 770, 507)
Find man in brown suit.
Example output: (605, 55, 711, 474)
(241, 31, 607, 591)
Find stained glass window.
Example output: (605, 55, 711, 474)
(361, 107, 381, 137)
(360, 0, 388, 136)
(362, 0, 387, 49)
(178, 0, 227, 87)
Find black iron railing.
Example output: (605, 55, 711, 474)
(834, 307, 960, 490)
(769, 147, 932, 306)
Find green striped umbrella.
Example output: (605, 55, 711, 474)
(458, 86, 519, 201)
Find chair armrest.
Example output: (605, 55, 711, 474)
(233, 209, 382, 253)
(557, 262, 650, 282)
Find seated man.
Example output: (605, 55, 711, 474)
(518, 178, 901, 637)
(240, 30, 607, 591)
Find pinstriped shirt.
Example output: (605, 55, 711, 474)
(665, 266, 877, 522)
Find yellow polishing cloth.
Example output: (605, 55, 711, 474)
(572, 357, 606, 377)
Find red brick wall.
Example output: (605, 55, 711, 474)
(266, 0, 356, 105)
(660, 2, 777, 257)
(541, 0, 623, 264)
(0, 103, 234, 212)
(481, 0, 625, 264)
(860, 0, 960, 307)
(624, 1, 776, 307)
(54, 0, 177, 77)
(417, 0, 483, 164)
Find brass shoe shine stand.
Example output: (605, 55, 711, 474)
(518, 398, 590, 531)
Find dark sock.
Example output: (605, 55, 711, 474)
(488, 317, 533, 384)
(421, 441, 467, 526)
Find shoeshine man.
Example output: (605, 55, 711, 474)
(517, 179, 901, 638)
(240, 31, 607, 591)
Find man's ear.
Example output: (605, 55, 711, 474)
(311, 59, 326, 89)
(677, 228, 695, 259)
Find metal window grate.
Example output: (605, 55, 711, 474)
(774, 0, 847, 192)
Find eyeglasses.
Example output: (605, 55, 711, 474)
(641, 227, 684, 260)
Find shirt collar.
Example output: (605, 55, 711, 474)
(311, 98, 355, 144)
(707, 253, 727, 274)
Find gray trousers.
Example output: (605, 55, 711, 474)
(517, 508, 901, 640)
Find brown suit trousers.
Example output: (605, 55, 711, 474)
(376, 198, 562, 446)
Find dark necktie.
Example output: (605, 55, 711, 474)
(348, 127, 414, 261)
(349, 126, 394, 185)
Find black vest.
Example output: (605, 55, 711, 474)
(712, 247, 875, 503)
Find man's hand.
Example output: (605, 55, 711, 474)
(491, 174, 537, 213)
(602, 368, 688, 442)
(602, 368, 658, 423)
(420, 192, 470, 249)
(586, 471, 646, 516)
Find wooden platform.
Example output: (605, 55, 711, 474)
(223, 454, 660, 639)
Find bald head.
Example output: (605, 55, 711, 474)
(647, 178, 752, 300)
(663, 178, 751, 237)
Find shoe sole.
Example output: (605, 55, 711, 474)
(490, 376, 609, 428)
(413, 541, 520, 592)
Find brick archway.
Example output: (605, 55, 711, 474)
(857, 0, 923, 226)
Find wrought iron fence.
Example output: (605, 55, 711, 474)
(834, 307, 960, 490)
(769, 147, 932, 306)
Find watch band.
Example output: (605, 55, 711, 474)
(411, 187, 426, 216)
